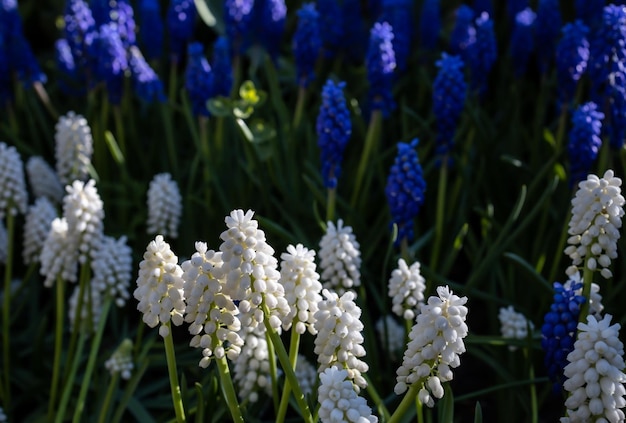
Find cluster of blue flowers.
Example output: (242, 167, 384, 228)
(509, 8, 536, 78)
(567, 102, 604, 188)
(555, 21, 589, 107)
(541, 281, 586, 391)
(184, 42, 214, 118)
(366, 21, 396, 117)
(316, 80, 352, 190)
(385, 139, 426, 246)
(293, 3, 321, 89)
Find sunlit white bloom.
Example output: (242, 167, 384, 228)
(561, 314, 626, 422)
(23, 197, 57, 265)
(134, 235, 185, 338)
(318, 220, 361, 295)
(146, 173, 182, 238)
(40, 217, 78, 287)
(314, 289, 369, 391)
(395, 286, 469, 407)
(565, 170, 625, 279)
(388, 258, 426, 320)
(318, 366, 378, 423)
(279, 243, 322, 334)
(232, 325, 273, 403)
(375, 315, 406, 358)
(63, 179, 104, 264)
(218, 209, 289, 330)
(55, 111, 93, 184)
(498, 306, 534, 351)
(182, 242, 243, 366)
(91, 235, 132, 307)
(25, 156, 64, 204)
(105, 339, 134, 380)
(0, 142, 28, 219)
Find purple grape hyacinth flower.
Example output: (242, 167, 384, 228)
(555, 21, 590, 107)
(568, 102, 604, 188)
(166, 0, 196, 63)
(317, 80, 352, 189)
(509, 7, 536, 78)
(139, 0, 164, 61)
(433, 53, 467, 160)
(293, 3, 321, 88)
(366, 21, 396, 116)
(184, 42, 214, 117)
(541, 280, 586, 392)
(385, 138, 426, 246)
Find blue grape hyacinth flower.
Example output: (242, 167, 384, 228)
(316, 80, 352, 190)
(129, 46, 166, 104)
(63, 0, 96, 68)
(450, 5, 476, 60)
(541, 280, 586, 392)
(467, 12, 496, 96)
(318, 0, 343, 59)
(88, 23, 129, 105)
(166, 0, 196, 63)
(433, 53, 467, 159)
(507, 0, 529, 22)
(256, 0, 286, 61)
(341, 0, 367, 64)
(419, 0, 440, 52)
(55, 38, 84, 96)
(224, 0, 254, 55)
(184, 42, 214, 117)
(366, 21, 396, 117)
(568, 102, 604, 188)
(139, 0, 164, 61)
(385, 138, 426, 246)
(473, 0, 492, 16)
(293, 3, 321, 88)
(555, 21, 589, 107)
(535, 0, 561, 74)
(380, 0, 412, 72)
(576, 0, 605, 30)
(211, 36, 233, 98)
(509, 7, 536, 78)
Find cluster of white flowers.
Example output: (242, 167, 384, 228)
(40, 218, 76, 287)
(296, 354, 318, 396)
(314, 289, 369, 391)
(0, 142, 28, 219)
(232, 325, 273, 403)
(318, 220, 361, 295)
(63, 179, 105, 264)
(105, 339, 134, 380)
(395, 286, 469, 407)
(498, 306, 534, 351)
(25, 156, 64, 204)
(134, 235, 185, 338)
(565, 170, 625, 279)
(23, 197, 57, 265)
(318, 366, 378, 423)
(279, 243, 322, 335)
(91, 235, 132, 307)
(375, 315, 406, 358)
(68, 280, 103, 332)
(182, 242, 243, 366)
(146, 173, 182, 239)
(218, 209, 289, 330)
(561, 314, 626, 422)
(388, 258, 426, 320)
(565, 271, 604, 316)
(55, 111, 93, 184)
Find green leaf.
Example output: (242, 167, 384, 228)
(127, 396, 157, 423)
(543, 128, 556, 147)
(104, 130, 124, 165)
(193, 0, 217, 28)
(474, 402, 483, 423)
(207, 97, 234, 117)
(195, 383, 205, 423)
(438, 384, 454, 423)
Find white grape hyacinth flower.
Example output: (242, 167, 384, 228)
(0, 142, 28, 219)
(146, 173, 182, 239)
(314, 289, 369, 391)
(318, 220, 361, 295)
(54, 111, 93, 184)
(40, 217, 79, 287)
(91, 235, 132, 307)
(388, 258, 426, 320)
(395, 286, 469, 407)
(561, 314, 626, 423)
(565, 271, 604, 317)
(218, 209, 290, 331)
(63, 179, 105, 264)
(318, 366, 378, 423)
(279, 243, 323, 335)
(232, 325, 273, 403)
(565, 170, 625, 279)
(68, 280, 103, 333)
(105, 339, 134, 380)
(182, 241, 243, 366)
(23, 197, 57, 265)
(134, 235, 185, 338)
(375, 315, 406, 358)
(25, 156, 64, 204)
(498, 306, 534, 351)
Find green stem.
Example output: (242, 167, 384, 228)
(113, 106, 126, 160)
(261, 305, 313, 423)
(265, 327, 280, 414)
(98, 372, 119, 423)
(73, 297, 113, 422)
(351, 110, 382, 207)
(64, 263, 91, 383)
(2, 211, 15, 406)
(55, 329, 88, 423)
(524, 348, 538, 423)
(293, 86, 307, 130)
(326, 187, 336, 223)
(388, 382, 422, 423)
(47, 276, 66, 422)
(163, 322, 186, 423)
(430, 159, 449, 273)
(215, 354, 244, 423)
(363, 374, 391, 421)
(577, 257, 594, 327)
(276, 330, 301, 423)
